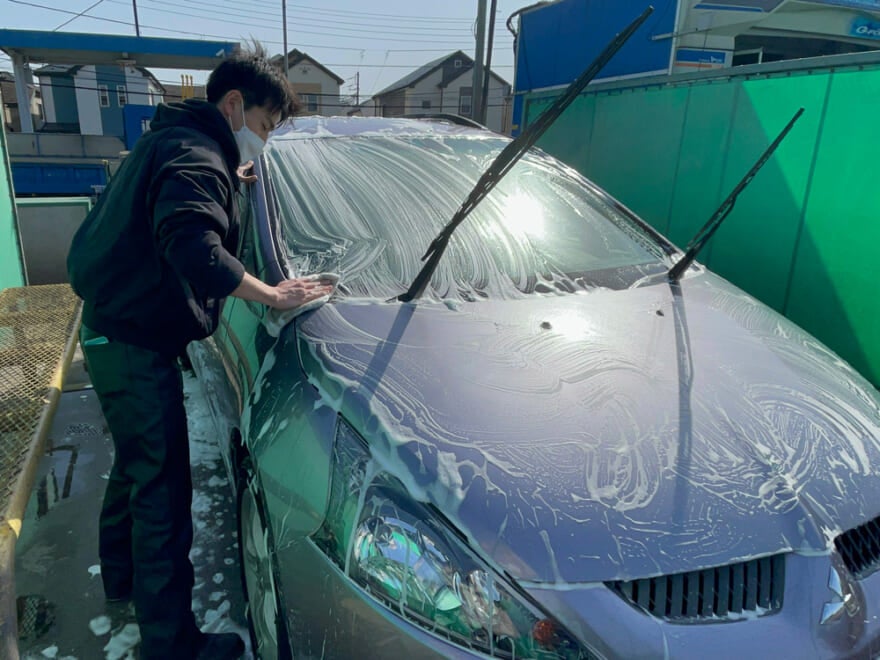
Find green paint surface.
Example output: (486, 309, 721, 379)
(0, 121, 25, 289)
(707, 74, 828, 312)
(786, 69, 880, 386)
(583, 86, 688, 226)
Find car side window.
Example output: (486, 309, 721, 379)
(236, 190, 267, 319)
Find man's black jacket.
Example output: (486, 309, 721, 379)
(68, 99, 246, 357)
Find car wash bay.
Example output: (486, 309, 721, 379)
(2, 31, 880, 660)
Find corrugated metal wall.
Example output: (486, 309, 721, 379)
(524, 60, 880, 387)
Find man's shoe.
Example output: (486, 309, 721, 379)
(104, 586, 131, 604)
(195, 632, 245, 660)
(102, 574, 132, 604)
(104, 591, 131, 604)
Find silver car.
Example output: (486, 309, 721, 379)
(189, 116, 880, 659)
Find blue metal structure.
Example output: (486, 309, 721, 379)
(123, 104, 159, 150)
(1, 29, 238, 196)
(11, 163, 107, 197)
(0, 30, 237, 70)
(511, 0, 677, 134)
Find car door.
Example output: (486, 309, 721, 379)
(218, 164, 285, 410)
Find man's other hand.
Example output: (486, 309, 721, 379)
(237, 161, 258, 183)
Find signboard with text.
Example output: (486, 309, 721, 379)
(808, 0, 880, 10)
(851, 15, 880, 37)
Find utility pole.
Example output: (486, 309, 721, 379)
(132, 0, 140, 36)
(282, 0, 289, 80)
(355, 72, 360, 106)
(480, 0, 498, 125)
(471, 0, 487, 122)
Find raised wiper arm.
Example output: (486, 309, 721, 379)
(398, 5, 655, 302)
(668, 107, 804, 283)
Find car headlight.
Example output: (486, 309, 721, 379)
(312, 419, 593, 660)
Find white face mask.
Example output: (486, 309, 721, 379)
(231, 102, 266, 164)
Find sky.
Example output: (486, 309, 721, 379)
(0, 0, 526, 99)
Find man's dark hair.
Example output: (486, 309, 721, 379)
(207, 42, 301, 120)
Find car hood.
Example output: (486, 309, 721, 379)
(295, 273, 880, 584)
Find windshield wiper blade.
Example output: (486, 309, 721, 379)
(398, 5, 655, 303)
(668, 107, 804, 283)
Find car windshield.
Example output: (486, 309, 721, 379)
(265, 133, 670, 301)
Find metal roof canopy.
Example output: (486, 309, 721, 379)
(0, 29, 237, 70)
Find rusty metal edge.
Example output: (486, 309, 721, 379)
(0, 301, 82, 660)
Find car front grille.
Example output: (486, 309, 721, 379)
(836, 516, 880, 579)
(607, 554, 785, 622)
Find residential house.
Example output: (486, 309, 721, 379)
(370, 51, 512, 134)
(1, 70, 42, 132)
(36, 64, 164, 137)
(273, 49, 344, 116)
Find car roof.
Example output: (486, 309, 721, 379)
(270, 115, 494, 142)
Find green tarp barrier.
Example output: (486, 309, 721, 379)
(0, 109, 25, 290)
(524, 61, 880, 388)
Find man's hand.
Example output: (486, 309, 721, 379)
(230, 272, 335, 309)
(271, 277, 336, 311)
(237, 160, 258, 184)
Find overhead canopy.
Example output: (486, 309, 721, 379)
(0, 29, 238, 70)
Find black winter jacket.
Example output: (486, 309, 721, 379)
(68, 99, 246, 357)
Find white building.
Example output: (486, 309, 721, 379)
(36, 63, 163, 137)
(274, 49, 344, 116)
(672, 0, 880, 72)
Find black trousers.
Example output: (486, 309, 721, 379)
(81, 326, 200, 659)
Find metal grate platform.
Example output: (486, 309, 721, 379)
(0, 284, 81, 660)
(0, 284, 82, 528)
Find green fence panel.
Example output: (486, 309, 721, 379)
(665, 81, 739, 248)
(526, 93, 596, 175)
(786, 68, 880, 385)
(583, 86, 688, 225)
(706, 73, 829, 312)
(527, 61, 880, 387)
(0, 121, 25, 289)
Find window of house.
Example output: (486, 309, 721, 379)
(454, 59, 463, 68)
(117, 85, 127, 107)
(98, 85, 110, 108)
(141, 118, 151, 133)
(303, 94, 319, 113)
(459, 87, 472, 117)
(421, 100, 431, 110)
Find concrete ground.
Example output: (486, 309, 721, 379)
(14, 347, 252, 660)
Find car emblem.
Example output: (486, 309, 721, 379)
(820, 566, 854, 625)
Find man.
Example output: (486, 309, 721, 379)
(67, 46, 332, 659)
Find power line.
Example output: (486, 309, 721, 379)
(164, 0, 506, 35)
(8, 0, 510, 54)
(35, 77, 512, 100)
(54, 0, 108, 31)
(23, 79, 513, 109)
(109, 0, 508, 45)
(193, 0, 510, 24)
